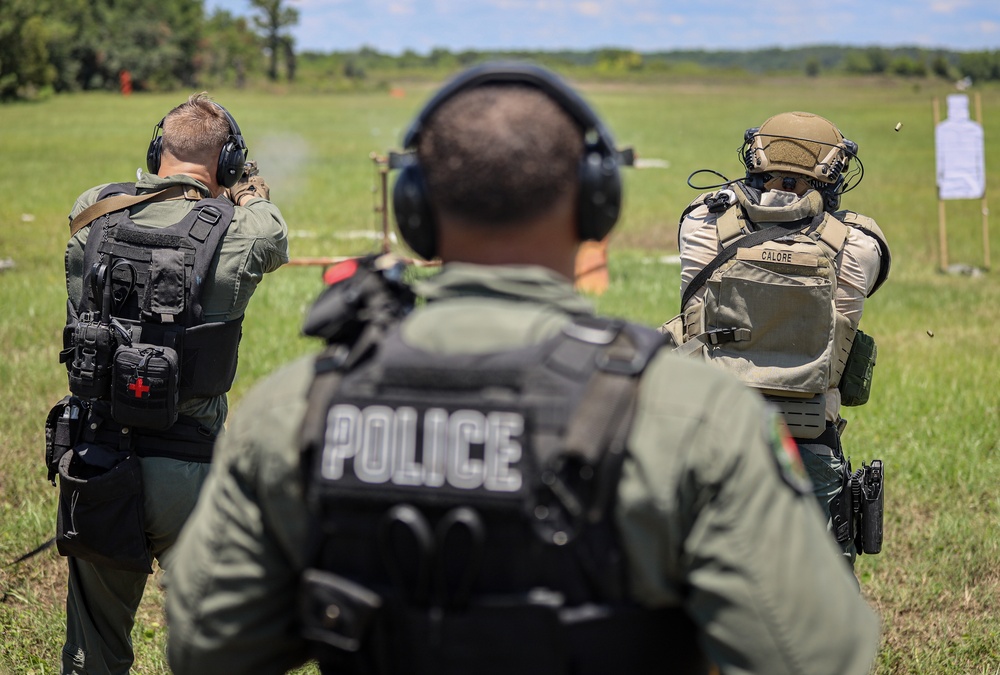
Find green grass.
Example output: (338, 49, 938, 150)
(2, 75, 999, 673)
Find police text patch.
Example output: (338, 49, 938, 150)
(320, 403, 528, 498)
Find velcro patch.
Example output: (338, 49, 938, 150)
(766, 412, 812, 495)
(737, 248, 819, 267)
(314, 400, 532, 507)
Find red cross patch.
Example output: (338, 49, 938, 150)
(128, 377, 151, 398)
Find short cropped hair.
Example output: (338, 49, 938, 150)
(161, 93, 231, 166)
(418, 85, 583, 225)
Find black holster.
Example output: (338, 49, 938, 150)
(831, 458, 884, 555)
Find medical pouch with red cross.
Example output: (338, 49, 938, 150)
(111, 344, 179, 431)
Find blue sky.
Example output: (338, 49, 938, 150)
(205, 0, 1000, 54)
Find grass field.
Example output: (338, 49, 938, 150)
(1, 73, 999, 673)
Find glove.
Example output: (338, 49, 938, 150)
(226, 160, 270, 204)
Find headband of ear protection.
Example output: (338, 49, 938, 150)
(392, 61, 623, 260)
(146, 100, 247, 189)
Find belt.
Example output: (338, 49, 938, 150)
(793, 422, 840, 455)
(86, 407, 216, 463)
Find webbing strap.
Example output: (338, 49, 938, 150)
(818, 214, 849, 254)
(298, 350, 348, 473)
(680, 218, 812, 311)
(563, 335, 644, 465)
(673, 326, 751, 357)
(68, 185, 201, 237)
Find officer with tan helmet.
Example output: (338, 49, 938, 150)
(665, 111, 891, 564)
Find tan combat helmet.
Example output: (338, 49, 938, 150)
(744, 111, 853, 185)
(742, 111, 862, 210)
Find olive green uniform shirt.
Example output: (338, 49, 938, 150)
(166, 263, 879, 675)
(65, 172, 290, 433)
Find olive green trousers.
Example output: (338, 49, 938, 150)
(61, 457, 211, 675)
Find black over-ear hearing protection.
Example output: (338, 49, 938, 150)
(392, 62, 623, 260)
(146, 101, 247, 189)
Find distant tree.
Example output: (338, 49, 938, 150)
(343, 59, 365, 81)
(399, 49, 422, 69)
(805, 57, 820, 77)
(0, 0, 55, 100)
(843, 51, 872, 74)
(957, 51, 999, 82)
(866, 47, 890, 74)
(201, 10, 261, 88)
(596, 49, 643, 73)
(40, 0, 203, 92)
(282, 36, 296, 81)
(250, 0, 299, 82)
(890, 56, 924, 77)
(931, 54, 953, 79)
(457, 50, 480, 66)
(429, 47, 457, 69)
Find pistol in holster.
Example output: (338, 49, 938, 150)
(830, 458, 884, 555)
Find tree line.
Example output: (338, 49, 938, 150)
(0, 0, 297, 101)
(3, 0, 1000, 102)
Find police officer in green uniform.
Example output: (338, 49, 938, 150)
(665, 112, 891, 563)
(54, 93, 288, 674)
(165, 65, 878, 674)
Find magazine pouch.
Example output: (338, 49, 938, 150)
(67, 314, 119, 399)
(111, 344, 179, 431)
(56, 443, 153, 574)
(839, 330, 877, 407)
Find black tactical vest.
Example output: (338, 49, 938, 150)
(66, 183, 242, 404)
(298, 276, 711, 675)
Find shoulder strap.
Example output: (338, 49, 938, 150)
(680, 218, 812, 311)
(68, 184, 190, 238)
(561, 320, 665, 466)
(552, 319, 666, 544)
(815, 213, 849, 256)
(716, 204, 751, 248)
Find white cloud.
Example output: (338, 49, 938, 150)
(388, 1, 415, 14)
(575, 2, 602, 16)
(930, 0, 971, 14)
(979, 19, 1000, 34)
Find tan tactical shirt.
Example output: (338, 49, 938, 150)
(679, 190, 884, 422)
(165, 263, 879, 675)
(65, 172, 289, 433)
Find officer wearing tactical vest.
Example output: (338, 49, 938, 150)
(165, 65, 879, 674)
(49, 93, 288, 674)
(662, 111, 891, 565)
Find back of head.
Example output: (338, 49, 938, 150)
(418, 85, 583, 226)
(161, 93, 232, 167)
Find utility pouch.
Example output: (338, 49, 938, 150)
(111, 344, 179, 430)
(855, 459, 884, 555)
(67, 313, 119, 399)
(839, 330, 877, 406)
(56, 443, 152, 574)
(299, 568, 384, 653)
(45, 396, 84, 485)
